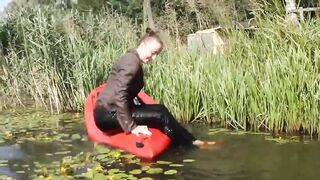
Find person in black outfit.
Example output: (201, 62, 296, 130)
(94, 28, 215, 147)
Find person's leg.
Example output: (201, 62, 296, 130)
(132, 104, 196, 146)
(93, 106, 119, 131)
(93, 104, 215, 147)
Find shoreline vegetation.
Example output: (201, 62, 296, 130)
(1, 1, 320, 136)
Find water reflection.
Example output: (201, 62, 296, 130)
(0, 144, 24, 179)
(0, 144, 23, 160)
(0, 166, 21, 179)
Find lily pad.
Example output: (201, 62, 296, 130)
(84, 169, 94, 179)
(95, 144, 111, 154)
(169, 164, 184, 167)
(183, 159, 195, 163)
(141, 166, 150, 171)
(60, 164, 74, 175)
(146, 168, 163, 174)
(127, 175, 138, 180)
(81, 135, 88, 141)
(139, 177, 153, 180)
(95, 154, 109, 161)
(107, 168, 120, 174)
(71, 134, 81, 140)
(60, 133, 70, 138)
(129, 169, 142, 175)
(122, 154, 136, 159)
(127, 158, 140, 164)
(73, 113, 82, 118)
(156, 160, 172, 165)
(55, 151, 71, 155)
(94, 173, 108, 180)
(0, 175, 12, 180)
(19, 129, 27, 133)
(63, 120, 75, 123)
(107, 150, 121, 159)
(109, 173, 128, 179)
(60, 139, 72, 143)
(164, 170, 178, 175)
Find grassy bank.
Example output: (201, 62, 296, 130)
(1, 5, 320, 135)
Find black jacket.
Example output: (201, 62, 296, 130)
(95, 49, 144, 132)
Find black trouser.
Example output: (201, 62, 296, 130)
(94, 104, 196, 147)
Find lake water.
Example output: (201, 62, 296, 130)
(0, 108, 319, 180)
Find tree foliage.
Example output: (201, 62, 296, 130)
(6, 0, 320, 39)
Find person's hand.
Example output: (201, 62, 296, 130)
(131, 125, 152, 136)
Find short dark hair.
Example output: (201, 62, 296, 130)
(138, 27, 163, 50)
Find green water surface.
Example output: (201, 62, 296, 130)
(0, 108, 319, 180)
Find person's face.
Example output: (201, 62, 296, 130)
(138, 39, 162, 63)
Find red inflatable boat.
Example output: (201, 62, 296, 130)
(84, 84, 170, 159)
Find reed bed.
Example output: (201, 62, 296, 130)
(1, 5, 320, 134)
(1, 6, 138, 112)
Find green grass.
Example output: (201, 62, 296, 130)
(1, 6, 138, 112)
(1, 5, 320, 135)
(146, 16, 320, 134)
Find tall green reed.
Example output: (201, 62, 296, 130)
(1, 4, 320, 135)
(146, 16, 320, 134)
(1, 5, 138, 112)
